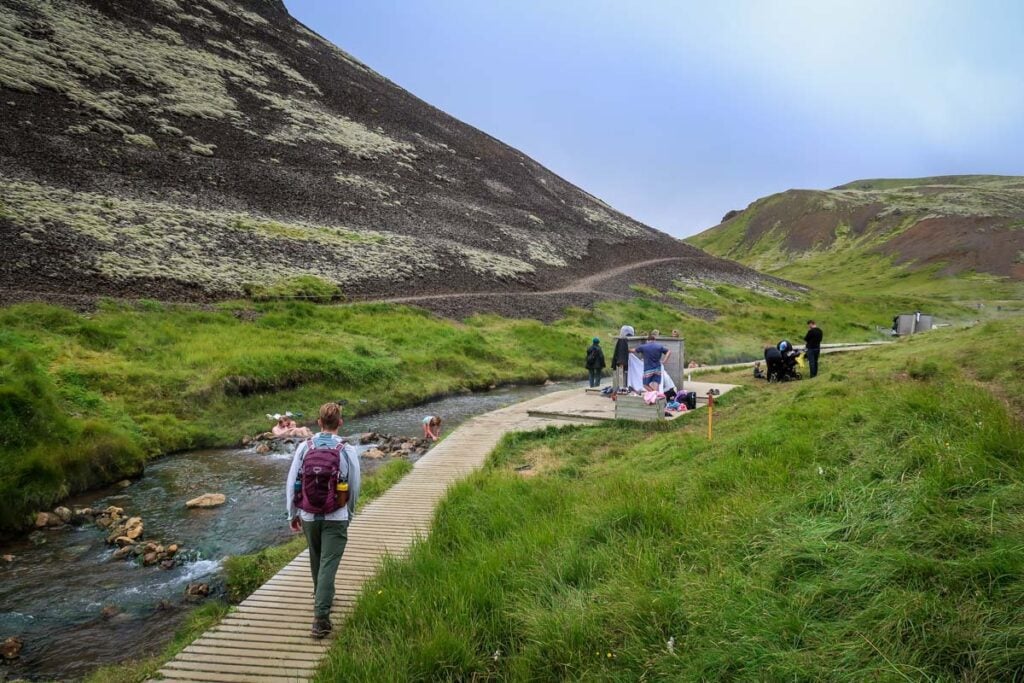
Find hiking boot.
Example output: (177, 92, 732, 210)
(311, 616, 332, 639)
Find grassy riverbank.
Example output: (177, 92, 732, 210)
(0, 288, 992, 533)
(316, 318, 1024, 680)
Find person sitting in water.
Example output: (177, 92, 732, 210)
(422, 415, 442, 441)
(270, 413, 313, 439)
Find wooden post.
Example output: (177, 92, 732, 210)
(706, 391, 714, 440)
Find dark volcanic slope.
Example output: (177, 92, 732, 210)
(690, 175, 1024, 280)
(0, 0, 695, 302)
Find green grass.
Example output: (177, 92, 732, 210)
(84, 601, 229, 683)
(0, 274, 1010, 537)
(223, 458, 413, 601)
(0, 281, 1005, 534)
(0, 299, 593, 532)
(315, 317, 1024, 681)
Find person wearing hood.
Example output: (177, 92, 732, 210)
(585, 337, 606, 387)
(611, 325, 634, 391)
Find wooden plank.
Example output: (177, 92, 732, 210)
(198, 631, 327, 647)
(157, 673, 300, 683)
(173, 653, 319, 671)
(197, 633, 327, 650)
(164, 659, 313, 677)
(189, 637, 326, 654)
(185, 645, 322, 662)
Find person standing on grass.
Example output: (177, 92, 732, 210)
(804, 320, 823, 378)
(286, 402, 361, 639)
(634, 333, 670, 391)
(611, 325, 634, 391)
(585, 337, 606, 387)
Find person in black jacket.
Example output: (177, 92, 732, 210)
(764, 345, 784, 382)
(804, 320, 823, 378)
(611, 325, 633, 390)
(585, 337, 606, 387)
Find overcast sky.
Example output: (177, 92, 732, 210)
(285, 0, 1024, 237)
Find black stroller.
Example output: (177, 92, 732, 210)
(765, 340, 802, 382)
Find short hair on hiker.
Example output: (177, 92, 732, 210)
(807, 319, 816, 325)
(647, 333, 656, 341)
(319, 402, 342, 429)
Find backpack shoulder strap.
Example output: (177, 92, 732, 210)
(297, 437, 315, 466)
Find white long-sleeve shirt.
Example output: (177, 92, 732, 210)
(286, 432, 361, 522)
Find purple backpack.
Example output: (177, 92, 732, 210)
(294, 439, 349, 514)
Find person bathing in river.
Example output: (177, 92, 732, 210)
(271, 413, 313, 439)
(287, 402, 360, 639)
(422, 415, 442, 441)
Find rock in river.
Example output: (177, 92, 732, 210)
(186, 493, 226, 508)
(185, 582, 210, 599)
(1, 636, 23, 660)
(34, 511, 62, 528)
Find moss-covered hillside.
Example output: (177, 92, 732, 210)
(0, 0, 698, 303)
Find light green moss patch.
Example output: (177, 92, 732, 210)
(123, 133, 157, 148)
(256, 90, 413, 158)
(1, 176, 440, 292)
(203, 0, 269, 27)
(577, 204, 643, 238)
(188, 141, 215, 156)
(456, 246, 535, 278)
(334, 172, 394, 198)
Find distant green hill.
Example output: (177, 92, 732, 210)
(688, 175, 1024, 301)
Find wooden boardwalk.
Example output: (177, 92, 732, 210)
(155, 389, 587, 682)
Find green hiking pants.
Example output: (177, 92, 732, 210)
(301, 518, 349, 618)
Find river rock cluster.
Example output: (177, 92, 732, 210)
(32, 504, 187, 569)
(243, 432, 434, 459)
(358, 433, 433, 459)
(244, 433, 302, 455)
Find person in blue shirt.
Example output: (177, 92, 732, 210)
(634, 333, 670, 391)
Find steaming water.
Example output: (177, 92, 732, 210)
(0, 382, 576, 680)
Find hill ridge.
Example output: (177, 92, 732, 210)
(689, 175, 1024, 289)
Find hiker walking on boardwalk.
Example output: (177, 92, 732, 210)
(803, 320, 823, 378)
(611, 325, 633, 391)
(286, 402, 361, 639)
(585, 337, 606, 387)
